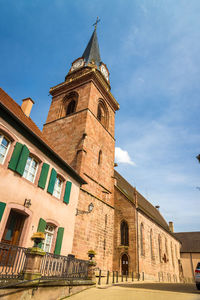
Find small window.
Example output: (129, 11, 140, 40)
(0, 135, 10, 164)
(66, 100, 76, 115)
(23, 156, 38, 183)
(98, 150, 102, 165)
(53, 176, 63, 199)
(42, 224, 55, 253)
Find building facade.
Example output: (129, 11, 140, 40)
(0, 88, 85, 256)
(0, 27, 182, 281)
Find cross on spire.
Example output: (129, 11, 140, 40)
(93, 17, 100, 30)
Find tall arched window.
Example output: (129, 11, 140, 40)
(140, 223, 145, 256)
(63, 91, 78, 117)
(171, 242, 174, 267)
(150, 229, 154, 260)
(158, 234, 162, 262)
(97, 100, 108, 128)
(66, 100, 76, 115)
(121, 220, 129, 246)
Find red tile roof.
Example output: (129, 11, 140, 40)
(0, 87, 86, 184)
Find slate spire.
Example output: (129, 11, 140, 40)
(82, 27, 101, 67)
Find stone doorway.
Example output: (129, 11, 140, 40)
(121, 253, 129, 275)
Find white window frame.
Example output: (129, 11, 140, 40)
(23, 156, 38, 183)
(42, 224, 55, 253)
(53, 176, 63, 199)
(0, 134, 10, 164)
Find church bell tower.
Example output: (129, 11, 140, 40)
(43, 25, 119, 269)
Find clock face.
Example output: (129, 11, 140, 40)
(71, 59, 84, 71)
(100, 64, 109, 81)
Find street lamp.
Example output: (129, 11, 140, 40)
(76, 202, 94, 216)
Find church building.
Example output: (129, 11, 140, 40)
(0, 26, 181, 282)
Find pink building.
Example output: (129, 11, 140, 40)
(0, 88, 86, 256)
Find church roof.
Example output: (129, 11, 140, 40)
(174, 232, 200, 253)
(0, 88, 86, 185)
(114, 170, 170, 232)
(82, 28, 101, 66)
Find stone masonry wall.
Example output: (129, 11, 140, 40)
(138, 212, 181, 282)
(113, 186, 137, 274)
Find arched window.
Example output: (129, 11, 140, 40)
(165, 238, 168, 257)
(140, 223, 145, 256)
(98, 150, 102, 165)
(42, 224, 56, 253)
(171, 242, 174, 267)
(0, 134, 11, 164)
(63, 91, 78, 117)
(97, 100, 108, 128)
(66, 100, 76, 115)
(150, 229, 154, 260)
(158, 235, 162, 262)
(23, 155, 38, 183)
(121, 220, 129, 246)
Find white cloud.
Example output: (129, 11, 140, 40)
(115, 147, 135, 166)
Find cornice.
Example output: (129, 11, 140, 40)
(49, 67, 120, 112)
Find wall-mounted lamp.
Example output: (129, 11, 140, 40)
(76, 202, 94, 216)
(24, 198, 31, 208)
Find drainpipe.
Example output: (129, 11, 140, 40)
(190, 252, 195, 281)
(134, 188, 140, 280)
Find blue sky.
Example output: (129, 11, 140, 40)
(1, 0, 200, 232)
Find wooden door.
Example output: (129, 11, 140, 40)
(121, 253, 129, 275)
(1, 210, 26, 246)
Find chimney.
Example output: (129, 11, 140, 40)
(21, 98, 34, 117)
(169, 221, 174, 232)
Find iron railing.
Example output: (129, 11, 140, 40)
(40, 252, 89, 279)
(0, 242, 27, 279)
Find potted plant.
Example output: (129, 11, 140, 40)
(87, 249, 96, 260)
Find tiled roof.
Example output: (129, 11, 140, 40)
(114, 170, 170, 231)
(0, 88, 86, 185)
(174, 232, 200, 253)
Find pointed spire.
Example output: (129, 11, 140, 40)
(82, 27, 101, 67)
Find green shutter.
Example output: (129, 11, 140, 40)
(0, 202, 6, 222)
(37, 218, 46, 248)
(15, 145, 30, 176)
(54, 227, 64, 255)
(47, 168, 57, 194)
(37, 218, 46, 232)
(38, 163, 50, 189)
(8, 142, 23, 171)
(63, 181, 72, 204)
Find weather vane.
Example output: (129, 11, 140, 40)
(93, 17, 100, 30)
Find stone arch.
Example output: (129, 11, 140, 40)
(97, 99, 108, 128)
(121, 252, 129, 275)
(61, 91, 79, 117)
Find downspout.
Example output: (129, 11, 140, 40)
(134, 188, 140, 279)
(190, 252, 195, 281)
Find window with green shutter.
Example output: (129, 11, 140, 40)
(54, 227, 64, 255)
(0, 202, 6, 222)
(8, 143, 30, 176)
(63, 181, 72, 204)
(47, 168, 57, 194)
(8, 142, 23, 171)
(37, 218, 47, 232)
(15, 145, 30, 176)
(37, 218, 46, 248)
(38, 163, 50, 189)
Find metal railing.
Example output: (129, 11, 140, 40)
(40, 252, 89, 279)
(0, 242, 27, 279)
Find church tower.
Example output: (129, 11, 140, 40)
(43, 25, 119, 269)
